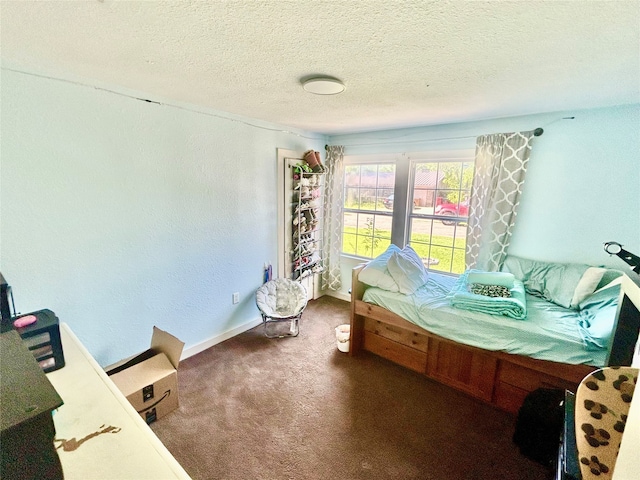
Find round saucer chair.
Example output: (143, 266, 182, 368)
(255, 278, 308, 338)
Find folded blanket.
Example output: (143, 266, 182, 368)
(466, 271, 515, 288)
(448, 270, 527, 320)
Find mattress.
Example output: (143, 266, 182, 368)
(361, 271, 614, 367)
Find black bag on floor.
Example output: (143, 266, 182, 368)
(513, 388, 565, 468)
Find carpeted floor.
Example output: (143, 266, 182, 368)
(151, 295, 550, 480)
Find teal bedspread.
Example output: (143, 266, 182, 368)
(362, 271, 618, 367)
(447, 270, 527, 320)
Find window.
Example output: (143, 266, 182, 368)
(408, 160, 473, 274)
(342, 162, 395, 259)
(342, 151, 474, 275)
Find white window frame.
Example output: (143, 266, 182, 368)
(342, 149, 474, 275)
(342, 154, 400, 260)
(406, 151, 474, 275)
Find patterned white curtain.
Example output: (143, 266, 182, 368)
(321, 145, 345, 291)
(465, 131, 535, 272)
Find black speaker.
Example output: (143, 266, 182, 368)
(1, 272, 14, 329)
(1, 330, 64, 480)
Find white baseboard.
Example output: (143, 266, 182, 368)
(181, 317, 263, 360)
(181, 292, 351, 360)
(324, 291, 351, 302)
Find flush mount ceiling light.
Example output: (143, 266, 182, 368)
(302, 77, 345, 95)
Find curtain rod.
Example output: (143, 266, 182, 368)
(325, 125, 552, 149)
(324, 116, 576, 150)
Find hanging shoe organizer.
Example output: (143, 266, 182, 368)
(290, 163, 324, 281)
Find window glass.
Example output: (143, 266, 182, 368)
(342, 163, 395, 259)
(342, 154, 473, 275)
(409, 161, 472, 274)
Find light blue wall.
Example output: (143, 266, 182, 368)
(2, 66, 638, 362)
(329, 104, 640, 299)
(0, 68, 325, 366)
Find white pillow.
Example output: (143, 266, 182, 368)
(570, 267, 607, 308)
(387, 245, 429, 295)
(358, 244, 401, 292)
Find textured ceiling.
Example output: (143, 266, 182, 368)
(1, 1, 639, 134)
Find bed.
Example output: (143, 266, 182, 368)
(349, 248, 622, 414)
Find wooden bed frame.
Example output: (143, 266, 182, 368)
(349, 264, 596, 414)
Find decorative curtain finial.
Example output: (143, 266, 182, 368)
(604, 241, 640, 274)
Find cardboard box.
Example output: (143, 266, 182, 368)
(106, 327, 184, 424)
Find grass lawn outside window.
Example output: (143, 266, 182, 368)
(342, 225, 466, 275)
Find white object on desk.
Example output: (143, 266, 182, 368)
(46, 323, 191, 480)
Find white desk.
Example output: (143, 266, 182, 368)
(46, 323, 191, 480)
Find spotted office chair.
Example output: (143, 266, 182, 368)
(574, 366, 637, 479)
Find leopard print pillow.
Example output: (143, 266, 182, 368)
(468, 283, 512, 298)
